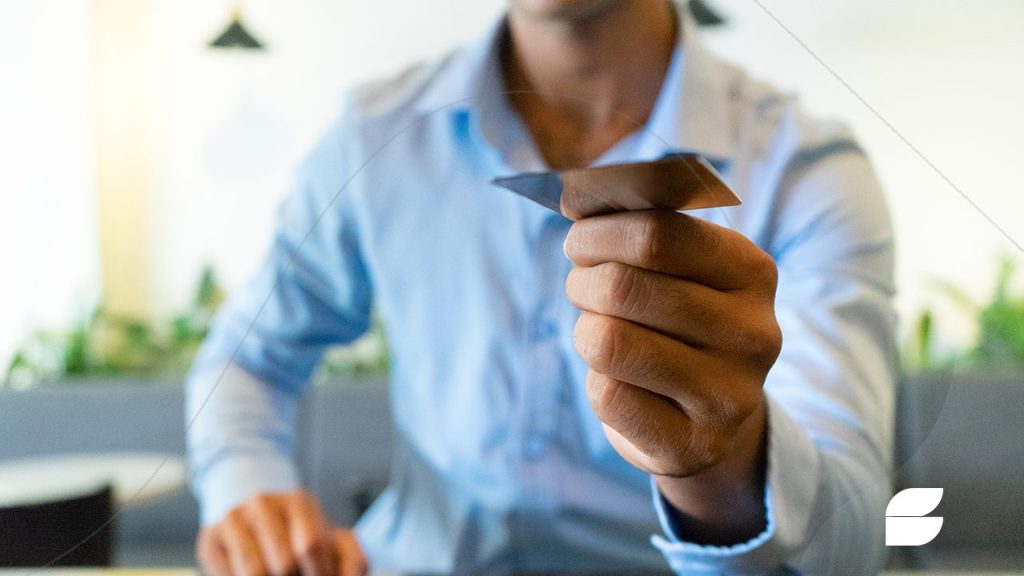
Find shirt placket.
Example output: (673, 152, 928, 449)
(510, 212, 574, 558)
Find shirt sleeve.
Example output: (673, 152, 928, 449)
(651, 145, 897, 575)
(185, 102, 375, 525)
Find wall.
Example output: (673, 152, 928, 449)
(80, 0, 1024, 353)
(704, 0, 1024, 351)
(98, 0, 505, 318)
(2, 1, 1022, 366)
(0, 1, 100, 370)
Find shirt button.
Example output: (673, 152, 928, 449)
(523, 434, 547, 460)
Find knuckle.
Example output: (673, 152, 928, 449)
(764, 322, 784, 361)
(586, 373, 625, 421)
(749, 249, 779, 288)
(246, 493, 275, 517)
(225, 506, 247, 527)
(747, 321, 783, 365)
(635, 211, 673, 268)
(728, 310, 782, 367)
(600, 262, 642, 315)
(702, 221, 725, 255)
(295, 533, 327, 561)
(736, 389, 764, 423)
(586, 316, 627, 374)
(288, 491, 325, 521)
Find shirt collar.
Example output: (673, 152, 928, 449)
(413, 1, 736, 165)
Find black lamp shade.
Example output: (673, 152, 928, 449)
(210, 18, 264, 50)
(689, 0, 726, 27)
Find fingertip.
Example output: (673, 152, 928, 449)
(563, 217, 602, 263)
(564, 265, 586, 307)
(563, 223, 578, 260)
(571, 310, 593, 349)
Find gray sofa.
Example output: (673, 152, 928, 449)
(892, 372, 1024, 570)
(1, 372, 1021, 569)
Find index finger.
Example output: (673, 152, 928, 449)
(245, 496, 298, 576)
(220, 513, 267, 576)
(564, 210, 772, 291)
(286, 494, 336, 576)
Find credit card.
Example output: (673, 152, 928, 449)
(492, 153, 740, 220)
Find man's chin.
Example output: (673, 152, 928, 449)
(509, 0, 624, 22)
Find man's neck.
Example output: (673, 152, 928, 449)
(503, 0, 678, 169)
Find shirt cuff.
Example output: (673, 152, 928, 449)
(650, 395, 822, 574)
(194, 453, 302, 525)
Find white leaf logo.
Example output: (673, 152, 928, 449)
(885, 488, 944, 546)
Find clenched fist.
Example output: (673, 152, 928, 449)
(197, 491, 367, 576)
(564, 209, 781, 543)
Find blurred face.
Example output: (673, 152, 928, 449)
(508, 0, 624, 21)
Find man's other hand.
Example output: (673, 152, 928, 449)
(197, 491, 367, 576)
(565, 210, 781, 542)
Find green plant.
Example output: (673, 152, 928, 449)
(967, 258, 1024, 369)
(168, 266, 225, 373)
(906, 256, 1024, 373)
(904, 308, 939, 372)
(315, 315, 391, 384)
(4, 265, 225, 388)
(3, 265, 391, 389)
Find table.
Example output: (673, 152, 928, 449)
(0, 572, 191, 576)
(0, 565, 1019, 569)
(0, 452, 186, 508)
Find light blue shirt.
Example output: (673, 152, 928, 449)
(186, 4, 896, 574)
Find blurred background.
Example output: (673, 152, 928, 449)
(0, 0, 1022, 572)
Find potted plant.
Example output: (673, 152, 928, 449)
(3, 265, 389, 390)
(3, 266, 224, 389)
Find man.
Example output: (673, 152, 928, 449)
(186, 0, 896, 574)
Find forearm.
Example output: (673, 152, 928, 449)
(185, 360, 303, 524)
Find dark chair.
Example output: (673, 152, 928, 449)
(0, 484, 115, 567)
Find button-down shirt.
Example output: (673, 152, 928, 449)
(186, 3, 896, 574)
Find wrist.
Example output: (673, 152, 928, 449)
(654, 393, 769, 545)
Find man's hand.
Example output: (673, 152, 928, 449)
(197, 491, 367, 576)
(564, 210, 782, 543)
